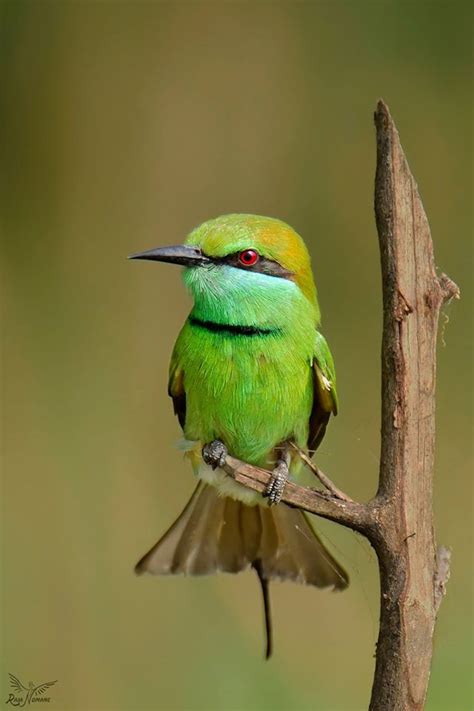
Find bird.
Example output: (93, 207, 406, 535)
(130, 213, 348, 658)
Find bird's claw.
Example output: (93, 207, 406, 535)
(264, 460, 288, 506)
(202, 440, 228, 470)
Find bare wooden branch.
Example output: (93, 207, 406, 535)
(289, 442, 355, 502)
(211, 100, 459, 710)
(221, 453, 373, 534)
(369, 99, 458, 711)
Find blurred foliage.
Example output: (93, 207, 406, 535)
(1, 1, 472, 710)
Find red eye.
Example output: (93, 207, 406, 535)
(239, 249, 259, 266)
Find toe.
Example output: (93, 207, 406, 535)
(202, 440, 228, 469)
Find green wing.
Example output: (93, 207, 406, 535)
(308, 330, 338, 452)
(168, 345, 186, 429)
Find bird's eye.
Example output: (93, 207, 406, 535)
(238, 249, 259, 267)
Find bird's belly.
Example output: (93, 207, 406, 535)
(181, 334, 313, 469)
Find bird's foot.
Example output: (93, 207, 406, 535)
(264, 460, 289, 506)
(202, 439, 228, 470)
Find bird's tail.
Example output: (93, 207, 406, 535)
(135, 482, 348, 658)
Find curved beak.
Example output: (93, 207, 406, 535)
(128, 244, 209, 267)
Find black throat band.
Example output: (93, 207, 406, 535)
(189, 316, 280, 337)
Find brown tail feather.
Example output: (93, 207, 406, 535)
(135, 482, 349, 655)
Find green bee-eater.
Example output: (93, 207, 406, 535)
(130, 214, 348, 657)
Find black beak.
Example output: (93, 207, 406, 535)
(128, 244, 210, 267)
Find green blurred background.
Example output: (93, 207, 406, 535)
(1, 1, 472, 710)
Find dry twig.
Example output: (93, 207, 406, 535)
(289, 442, 354, 502)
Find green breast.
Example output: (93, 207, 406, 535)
(176, 319, 313, 467)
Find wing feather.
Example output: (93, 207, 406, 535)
(168, 346, 186, 429)
(308, 330, 338, 452)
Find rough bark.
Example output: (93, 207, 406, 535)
(369, 99, 458, 711)
(212, 100, 459, 710)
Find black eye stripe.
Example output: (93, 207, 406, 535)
(203, 252, 293, 279)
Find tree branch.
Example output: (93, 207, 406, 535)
(209, 100, 459, 710)
(220, 454, 373, 534)
(369, 99, 458, 711)
(289, 442, 355, 502)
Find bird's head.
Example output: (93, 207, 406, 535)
(130, 214, 320, 330)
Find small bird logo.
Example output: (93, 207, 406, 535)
(6, 674, 57, 706)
